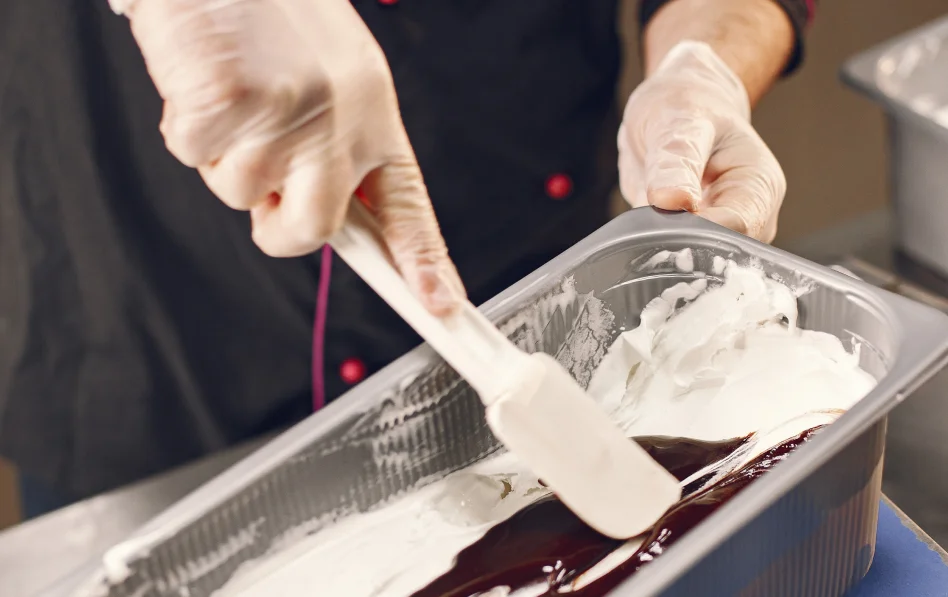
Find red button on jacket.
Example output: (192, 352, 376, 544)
(545, 173, 573, 200)
(340, 358, 367, 385)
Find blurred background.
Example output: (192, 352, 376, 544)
(0, 0, 945, 531)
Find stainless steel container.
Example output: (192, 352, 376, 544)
(45, 209, 948, 597)
(842, 15, 948, 277)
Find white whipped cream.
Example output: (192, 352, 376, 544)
(588, 262, 876, 442)
(215, 260, 877, 597)
(216, 451, 549, 597)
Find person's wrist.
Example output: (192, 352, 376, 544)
(642, 0, 794, 107)
(651, 41, 751, 122)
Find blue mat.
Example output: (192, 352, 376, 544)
(849, 501, 948, 596)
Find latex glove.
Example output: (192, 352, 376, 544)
(618, 41, 786, 243)
(112, 0, 465, 315)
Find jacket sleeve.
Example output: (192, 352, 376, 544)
(639, 0, 816, 76)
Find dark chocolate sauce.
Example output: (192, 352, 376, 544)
(410, 428, 822, 597)
(633, 435, 748, 484)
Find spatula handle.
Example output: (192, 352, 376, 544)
(330, 200, 525, 403)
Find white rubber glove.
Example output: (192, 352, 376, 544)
(112, 0, 465, 315)
(618, 41, 787, 243)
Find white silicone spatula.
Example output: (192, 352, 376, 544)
(330, 200, 681, 539)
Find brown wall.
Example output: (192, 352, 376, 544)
(0, 459, 20, 530)
(616, 0, 948, 243)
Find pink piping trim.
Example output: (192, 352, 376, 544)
(312, 244, 333, 411)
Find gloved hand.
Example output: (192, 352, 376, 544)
(618, 41, 786, 243)
(112, 0, 465, 315)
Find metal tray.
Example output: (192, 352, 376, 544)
(841, 15, 948, 277)
(47, 208, 948, 597)
(841, 14, 948, 141)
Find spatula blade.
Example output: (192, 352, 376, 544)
(485, 352, 682, 539)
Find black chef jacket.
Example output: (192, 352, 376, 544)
(0, 0, 813, 499)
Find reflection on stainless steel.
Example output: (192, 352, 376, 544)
(0, 439, 263, 597)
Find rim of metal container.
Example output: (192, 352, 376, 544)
(840, 14, 948, 141)
(48, 208, 948, 597)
